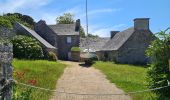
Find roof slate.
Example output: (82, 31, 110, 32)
(101, 27, 134, 51)
(48, 24, 79, 35)
(16, 22, 56, 49)
(80, 37, 110, 52)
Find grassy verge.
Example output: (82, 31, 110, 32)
(12, 59, 66, 100)
(93, 61, 157, 100)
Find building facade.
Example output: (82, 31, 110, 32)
(96, 18, 156, 64)
(35, 19, 80, 60)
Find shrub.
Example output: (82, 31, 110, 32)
(48, 52, 57, 61)
(71, 47, 80, 52)
(11, 35, 44, 59)
(146, 28, 170, 98)
(0, 17, 13, 29)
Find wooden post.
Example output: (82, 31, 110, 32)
(0, 43, 13, 100)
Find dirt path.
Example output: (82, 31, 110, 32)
(51, 61, 131, 100)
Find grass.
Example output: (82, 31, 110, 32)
(93, 61, 157, 100)
(12, 59, 66, 100)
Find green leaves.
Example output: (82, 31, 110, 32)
(0, 17, 13, 29)
(146, 28, 170, 98)
(11, 35, 44, 59)
(56, 13, 75, 24)
(71, 47, 80, 52)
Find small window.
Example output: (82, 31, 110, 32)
(67, 37, 72, 43)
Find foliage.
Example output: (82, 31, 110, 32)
(87, 33, 99, 38)
(11, 35, 44, 59)
(0, 17, 13, 29)
(146, 28, 170, 98)
(0, 13, 35, 29)
(56, 13, 75, 24)
(12, 84, 32, 100)
(12, 59, 66, 100)
(80, 26, 86, 37)
(3, 13, 35, 29)
(48, 52, 58, 61)
(93, 61, 157, 100)
(71, 47, 80, 52)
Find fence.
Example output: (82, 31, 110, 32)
(0, 42, 13, 100)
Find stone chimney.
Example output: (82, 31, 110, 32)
(110, 31, 119, 39)
(75, 19, 80, 31)
(134, 18, 150, 30)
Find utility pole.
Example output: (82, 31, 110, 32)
(86, 0, 89, 53)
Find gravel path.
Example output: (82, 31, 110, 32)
(51, 61, 131, 100)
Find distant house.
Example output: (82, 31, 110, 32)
(80, 37, 110, 52)
(96, 18, 156, 64)
(13, 18, 155, 64)
(34, 19, 80, 60)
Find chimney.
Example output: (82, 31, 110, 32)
(75, 19, 80, 31)
(110, 31, 119, 39)
(134, 18, 150, 30)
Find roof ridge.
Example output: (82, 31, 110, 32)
(16, 22, 56, 49)
(101, 27, 134, 51)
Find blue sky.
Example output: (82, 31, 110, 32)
(0, 0, 170, 37)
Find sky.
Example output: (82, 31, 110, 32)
(0, 0, 170, 37)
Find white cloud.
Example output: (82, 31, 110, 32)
(0, 0, 52, 13)
(89, 24, 126, 37)
(0, 1, 123, 37)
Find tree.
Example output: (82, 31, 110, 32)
(87, 33, 99, 38)
(0, 17, 13, 29)
(3, 13, 35, 29)
(56, 13, 75, 24)
(146, 28, 170, 99)
(80, 26, 86, 37)
(11, 35, 44, 59)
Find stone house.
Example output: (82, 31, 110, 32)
(96, 18, 156, 64)
(35, 19, 80, 60)
(12, 17, 155, 64)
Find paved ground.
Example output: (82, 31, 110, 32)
(51, 61, 131, 100)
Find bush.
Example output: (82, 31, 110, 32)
(146, 28, 170, 98)
(11, 35, 44, 59)
(0, 17, 13, 29)
(48, 52, 57, 61)
(71, 47, 80, 52)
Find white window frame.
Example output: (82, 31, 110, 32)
(67, 37, 72, 43)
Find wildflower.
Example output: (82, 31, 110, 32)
(28, 79, 37, 85)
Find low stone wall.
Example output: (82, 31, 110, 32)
(71, 51, 80, 61)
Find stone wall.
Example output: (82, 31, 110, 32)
(57, 35, 80, 60)
(0, 27, 15, 39)
(96, 50, 118, 62)
(0, 42, 13, 99)
(117, 30, 155, 64)
(71, 51, 80, 61)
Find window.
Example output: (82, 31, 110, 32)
(67, 37, 72, 43)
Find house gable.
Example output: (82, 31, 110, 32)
(117, 29, 155, 64)
(35, 20, 58, 47)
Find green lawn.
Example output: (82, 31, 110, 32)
(12, 59, 66, 100)
(93, 61, 157, 100)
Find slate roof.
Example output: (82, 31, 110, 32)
(48, 24, 79, 35)
(80, 37, 110, 52)
(101, 27, 134, 51)
(16, 22, 56, 49)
